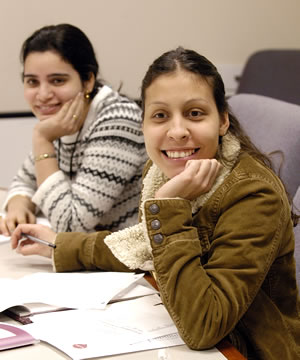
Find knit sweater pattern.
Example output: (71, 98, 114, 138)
(4, 86, 148, 232)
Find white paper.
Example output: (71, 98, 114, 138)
(0, 272, 144, 312)
(24, 295, 226, 360)
(25, 295, 184, 359)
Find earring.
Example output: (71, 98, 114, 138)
(84, 92, 90, 100)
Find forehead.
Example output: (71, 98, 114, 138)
(145, 70, 214, 103)
(24, 50, 73, 73)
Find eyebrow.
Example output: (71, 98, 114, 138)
(147, 98, 209, 107)
(23, 73, 70, 78)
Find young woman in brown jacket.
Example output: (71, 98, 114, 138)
(12, 47, 300, 359)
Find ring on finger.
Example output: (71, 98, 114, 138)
(72, 114, 78, 119)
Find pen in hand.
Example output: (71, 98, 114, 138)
(20, 233, 56, 249)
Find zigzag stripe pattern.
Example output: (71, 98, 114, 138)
(6, 86, 148, 232)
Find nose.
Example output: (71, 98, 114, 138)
(167, 116, 190, 141)
(36, 83, 53, 102)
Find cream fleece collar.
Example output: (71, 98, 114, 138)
(105, 132, 241, 270)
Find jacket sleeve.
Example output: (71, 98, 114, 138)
(54, 231, 131, 272)
(143, 177, 289, 349)
(31, 97, 146, 233)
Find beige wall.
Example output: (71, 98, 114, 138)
(1, 0, 300, 112)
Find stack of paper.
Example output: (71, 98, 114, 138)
(23, 294, 226, 360)
(0, 272, 159, 325)
(25, 295, 184, 359)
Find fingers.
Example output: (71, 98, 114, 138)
(11, 224, 56, 258)
(66, 92, 85, 128)
(27, 212, 37, 225)
(192, 159, 221, 191)
(10, 223, 26, 249)
(176, 159, 222, 199)
(16, 239, 53, 258)
(55, 92, 85, 134)
(1, 217, 16, 236)
(0, 216, 10, 236)
(0, 212, 36, 237)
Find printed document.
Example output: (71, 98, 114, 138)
(24, 294, 226, 359)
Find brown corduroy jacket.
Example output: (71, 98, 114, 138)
(54, 154, 300, 359)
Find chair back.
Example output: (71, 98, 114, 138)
(236, 49, 300, 106)
(229, 93, 300, 291)
(293, 187, 300, 290)
(228, 94, 300, 198)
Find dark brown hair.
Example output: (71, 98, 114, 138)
(21, 23, 102, 99)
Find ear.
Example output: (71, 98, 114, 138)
(219, 112, 230, 136)
(84, 73, 96, 93)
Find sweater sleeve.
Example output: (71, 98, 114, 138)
(32, 92, 147, 233)
(2, 153, 37, 211)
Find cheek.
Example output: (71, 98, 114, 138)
(144, 126, 160, 148)
(57, 87, 78, 102)
(24, 88, 33, 101)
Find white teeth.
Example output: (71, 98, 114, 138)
(166, 149, 195, 158)
(39, 105, 57, 110)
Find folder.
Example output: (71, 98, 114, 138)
(0, 322, 39, 350)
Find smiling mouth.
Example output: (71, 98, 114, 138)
(163, 148, 199, 159)
(37, 104, 60, 113)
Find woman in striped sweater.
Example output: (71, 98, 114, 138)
(0, 24, 147, 234)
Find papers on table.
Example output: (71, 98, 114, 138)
(25, 295, 185, 360)
(4, 276, 158, 324)
(0, 214, 51, 244)
(24, 294, 226, 360)
(0, 270, 226, 359)
(0, 272, 155, 314)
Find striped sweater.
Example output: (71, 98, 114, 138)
(4, 86, 148, 232)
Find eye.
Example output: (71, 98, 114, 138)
(24, 78, 38, 87)
(187, 109, 205, 120)
(51, 77, 66, 86)
(154, 112, 167, 118)
(151, 111, 168, 122)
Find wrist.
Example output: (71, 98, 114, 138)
(34, 153, 56, 162)
(33, 125, 56, 144)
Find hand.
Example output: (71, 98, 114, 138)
(34, 92, 87, 142)
(0, 196, 36, 236)
(11, 223, 56, 258)
(155, 159, 222, 200)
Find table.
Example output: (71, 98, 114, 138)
(0, 241, 246, 360)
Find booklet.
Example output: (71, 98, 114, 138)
(0, 322, 39, 350)
(1, 274, 158, 324)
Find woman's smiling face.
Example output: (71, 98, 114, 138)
(23, 50, 84, 121)
(143, 69, 229, 179)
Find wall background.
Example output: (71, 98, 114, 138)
(1, 0, 300, 112)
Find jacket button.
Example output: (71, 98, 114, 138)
(153, 233, 163, 244)
(151, 219, 161, 230)
(149, 203, 160, 214)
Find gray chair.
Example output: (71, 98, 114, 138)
(293, 187, 300, 289)
(236, 49, 300, 106)
(228, 94, 300, 198)
(228, 93, 300, 289)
